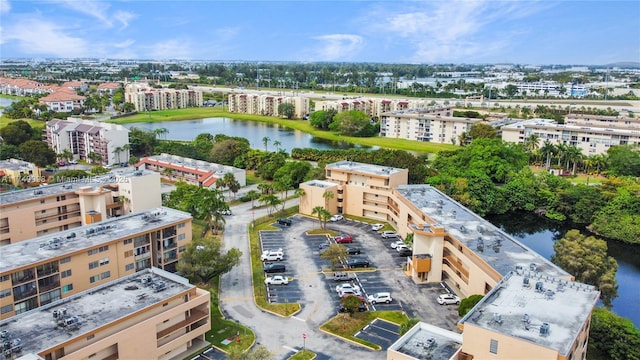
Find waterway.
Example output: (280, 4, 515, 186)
(0, 97, 18, 115)
(122, 117, 374, 153)
(487, 212, 640, 328)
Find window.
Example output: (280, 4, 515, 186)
(490, 339, 498, 354)
(62, 284, 73, 293)
(89, 261, 99, 270)
(125, 263, 134, 271)
(61, 269, 72, 278)
(0, 275, 9, 282)
(88, 248, 98, 256)
(178, 246, 186, 253)
(125, 250, 133, 258)
(14, 297, 38, 315)
(40, 289, 61, 305)
(60, 257, 71, 264)
(100, 271, 110, 280)
(87, 334, 95, 340)
(124, 239, 132, 245)
(178, 233, 186, 240)
(0, 288, 11, 298)
(37, 261, 59, 277)
(178, 223, 185, 229)
(89, 275, 99, 283)
(99, 245, 109, 252)
(99, 257, 109, 266)
(1, 305, 13, 315)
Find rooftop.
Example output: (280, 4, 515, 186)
(395, 184, 570, 278)
(302, 180, 337, 188)
(0, 268, 192, 356)
(0, 169, 157, 206)
(0, 158, 36, 171)
(503, 118, 640, 136)
(326, 160, 406, 177)
(388, 322, 462, 360)
(460, 271, 599, 355)
(0, 207, 191, 273)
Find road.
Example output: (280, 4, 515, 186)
(219, 199, 385, 359)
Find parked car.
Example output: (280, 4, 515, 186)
(264, 275, 289, 285)
(330, 214, 344, 222)
(334, 234, 353, 243)
(336, 283, 361, 295)
(368, 292, 393, 304)
(390, 240, 405, 249)
(396, 244, 410, 252)
(381, 231, 399, 239)
(346, 258, 370, 268)
(68, 160, 78, 164)
(344, 246, 361, 255)
(263, 263, 286, 273)
(261, 249, 284, 261)
(371, 223, 384, 231)
(437, 293, 461, 305)
(217, 209, 232, 215)
(277, 218, 292, 226)
(397, 248, 413, 256)
(338, 300, 367, 313)
(333, 272, 357, 281)
(339, 292, 365, 301)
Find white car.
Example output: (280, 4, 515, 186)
(396, 244, 411, 252)
(330, 214, 344, 222)
(390, 240, 405, 249)
(265, 275, 289, 285)
(368, 292, 393, 304)
(437, 293, 461, 305)
(381, 231, 398, 239)
(371, 223, 384, 231)
(260, 249, 284, 261)
(336, 283, 361, 295)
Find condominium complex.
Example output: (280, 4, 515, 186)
(45, 118, 130, 166)
(0, 267, 210, 360)
(124, 82, 203, 111)
(387, 322, 462, 360)
(136, 153, 246, 189)
(314, 97, 437, 119)
(0, 159, 42, 186)
(39, 90, 86, 112)
(501, 117, 640, 156)
(0, 169, 161, 245)
(380, 107, 479, 144)
(227, 93, 310, 119)
(301, 161, 599, 360)
(0, 206, 193, 320)
(0, 77, 50, 96)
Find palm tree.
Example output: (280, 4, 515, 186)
(539, 141, 556, 170)
(524, 134, 540, 153)
(87, 152, 102, 165)
(262, 136, 271, 152)
(273, 140, 282, 152)
(258, 182, 273, 195)
(322, 190, 335, 211)
(245, 190, 260, 209)
(57, 149, 73, 164)
(565, 146, 583, 175)
(259, 194, 281, 215)
(154, 128, 169, 139)
(113, 146, 123, 164)
(312, 206, 326, 229)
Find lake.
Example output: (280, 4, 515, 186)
(487, 212, 640, 328)
(122, 117, 375, 153)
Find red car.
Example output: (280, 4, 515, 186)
(335, 234, 353, 243)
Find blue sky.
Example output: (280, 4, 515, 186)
(1, 0, 638, 65)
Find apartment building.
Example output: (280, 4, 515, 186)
(314, 97, 436, 119)
(124, 83, 203, 111)
(39, 89, 86, 112)
(387, 321, 462, 360)
(97, 82, 121, 95)
(227, 93, 310, 119)
(136, 153, 246, 188)
(0, 268, 210, 360)
(301, 161, 599, 360)
(0, 169, 161, 245)
(0, 207, 192, 320)
(46, 118, 130, 166)
(0, 77, 50, 96)
(380, 107, 479, 144)
(0, 159, 42, 186)
(501, 118, 640, 156)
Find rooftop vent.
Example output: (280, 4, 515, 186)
(523, 277, 530, 287)
(476, 238, 484, 252)
(515, 265, 523, 274)
(545, 289, 555, 300)
(529, 263, 538, 272)
(539, 323, 550, 337)
(535, 282, 544, 292)
(66, 232, 76, 239)
(492, 313, 503, 325)
(477, 225, 486, 234)
(556, 282, 566, 292)
(459, 225, 467, 233)
(62, 184, 73, 189)
(52, 308, 67, 319)
(33, 189, 44, 195)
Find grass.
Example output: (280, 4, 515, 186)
(0, 116, 46, 129)
(249, 207, 302, 316)
(320, 311, 409, 350)
(108, 107, 456, 154)
(529, 165, 606, 185)
(306, 228, 339, 236)
(288, 349, 317, 360)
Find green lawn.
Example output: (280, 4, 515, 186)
(0, 116, 46, 130)
(288, 349, 317, 360)
(320, 311, 409, 350)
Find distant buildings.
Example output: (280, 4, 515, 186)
(97, 82, 122, 94)
(380, 106, 479, 144)
(227, 92, 310, 119)
(0, 77, 50, 96)
(39, 89, 86, 112)
(124, 82, 203, 111)
(136, 154, 246, 189)
(45, 118, 130, 165)
(314, 97, 437, 119)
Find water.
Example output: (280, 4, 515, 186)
(0, 97, 18, 115)
(487, 212, 640, 328)
(122, 117, 374, 153)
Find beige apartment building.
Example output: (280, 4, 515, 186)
(380, 108, 480, 144)
(501, 118, 640, 156)
(314, 97, 437, 119)
(227, 93, 310, 119)
(0, 207, 192, 320)
(0, 170, 161, 245)
(136, 154, 246, 189)
(124, 82, 204, 112)
(0, 267, 210, 360)
(0, 159, 42, 186)
(387, 321, 462, 360)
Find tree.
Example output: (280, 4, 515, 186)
(0, 145, 22, 160)
(209, 138, 251, 166)
(154, 127, 169, 139)
(523, 134, 540, 153)
(340, 295, 363, 315)
(259, 194, 281, 215)
(539, 141, 556, 169)
(311, 206, 327, 229)
(58, 149, 73, 163)
(175, 237, 241, 284)
(262, 136, 270, 152)
(258, 182, 273, 195)
(18, 140, 56, 167)
(87, 151, 102, 164)
(607, 145, 640, 177)
(323, 190, 335, 210)
(272, 140, 282, 153)
(227, 344, 273, 360)
(245, 190, 260, 208)
(588, 307, 640, 360)
(551, 230, 618, 308)
(278, 102, 295, 119)
(330, 110, 378, 137)
(320, 243, 348, 269)
(468, 123, 498, 140)
(309, 109, 335, 130)
(458, 294, 484, 317)
(504, 84, 518, 99)
(399, 318, 420, 335)
(0, 120, 34, 146)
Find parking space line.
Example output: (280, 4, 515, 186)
(282, 345, 298, 353)
(291, 316, 306, 322)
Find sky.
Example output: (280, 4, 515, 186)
(0, 0, 639, 65)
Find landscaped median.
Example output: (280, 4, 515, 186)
(319, 311, 409, 350)
(249, 207, 301, 317)
(288, 349, 317, 360)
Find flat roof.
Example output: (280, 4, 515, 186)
(143, 153, 243, 174)
(388, 322, 462, 360)
(0, 268, 192, 356)
(0, 207, 191, 273)
(503, 118, 640, 136)
(0, 159, 35, 171)
(395, 185, 570, 278)
(326, 160, 406, 177)
(0, 169, 157, 205)
(301, 180, 337, 188)
(460, 271, 599, 355)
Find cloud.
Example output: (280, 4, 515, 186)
(146, 39, 193, 60)
(55, 0, 112, 25)
(0, 0, 10, 14)
(114, 10, 136, 29)
(2, 17, 89, 57)
(309, 34, 364, 61)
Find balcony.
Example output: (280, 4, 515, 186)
(157, 308, 208, 340)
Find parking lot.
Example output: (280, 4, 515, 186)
(258, 215, 462, 339)
(355, 319, 401, 350)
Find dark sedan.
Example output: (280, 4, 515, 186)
(346, 258, 370, 268)
(263, 263, 286, 273)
